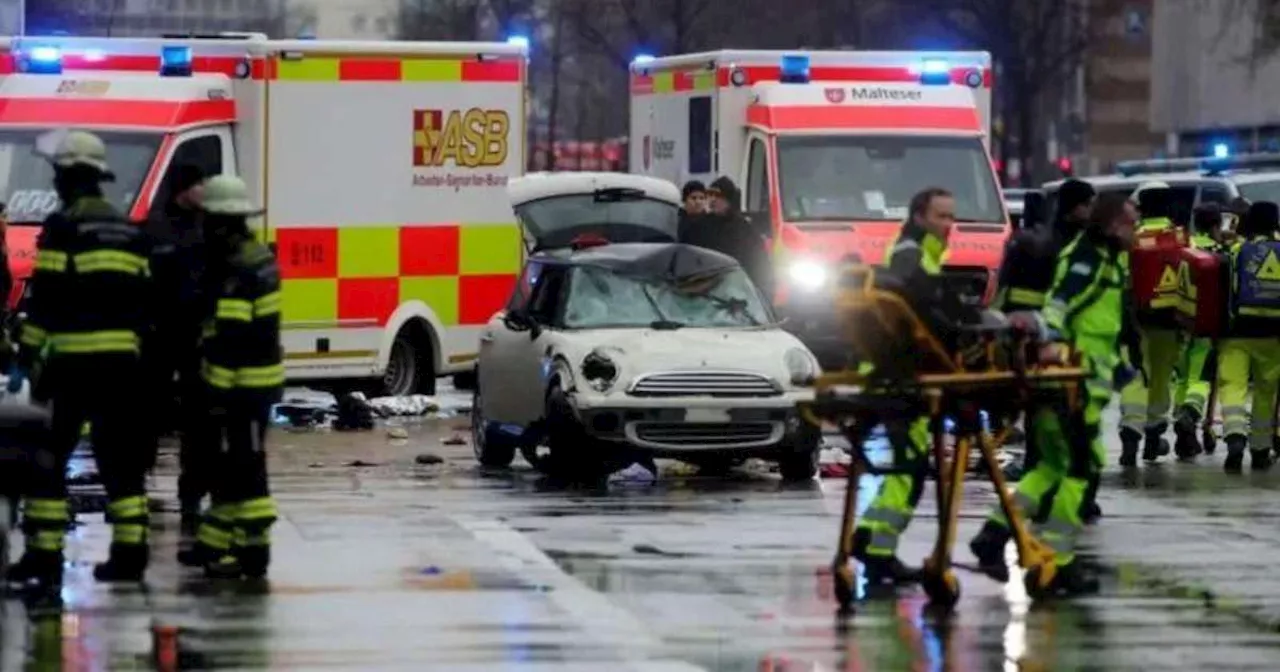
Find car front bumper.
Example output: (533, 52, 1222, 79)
(567, 390, 816, 454)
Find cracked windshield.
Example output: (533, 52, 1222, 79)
(0, 129, 160, 223)
(776, 135, 1003, 224)
(564, 265, 769, 328)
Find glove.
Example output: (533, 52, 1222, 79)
(5, 365, 24, 394)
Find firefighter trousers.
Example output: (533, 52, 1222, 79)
(176, 378, 218, 511)
(1217, 338, 1280, 449)
(1174, 338, 1214, 420)
(853, 416, 929, 559)
(986, 377, 1109, 567)
(1119, 327, 1180, 435)
(23, 358, 149, 557)
(194, 403, 278, 567)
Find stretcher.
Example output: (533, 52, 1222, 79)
(797, 264, 1089, 615)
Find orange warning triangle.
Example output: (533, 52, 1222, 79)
(1157, 265, 1178, 291)
(1177, 261, 1192, 294)
(1258, 250, 1280, 281)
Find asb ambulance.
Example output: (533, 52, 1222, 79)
(0, 34, 527, 395)
(629, 50, 1007, 364)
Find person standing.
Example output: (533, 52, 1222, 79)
(679, 176, 774, 299)
(1172, 204, 1226, 458)
(178, 175, 283, 578)
(7, 130, 154, 589)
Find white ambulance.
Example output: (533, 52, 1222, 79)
(0, 34, 527, 395)
(629, 50, 1008, 366)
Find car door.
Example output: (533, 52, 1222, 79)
(479, 262, 541, 425)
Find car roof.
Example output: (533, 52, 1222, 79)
(508, 171, 682, 208)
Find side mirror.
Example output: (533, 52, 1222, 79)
(502, 310, 531, 332)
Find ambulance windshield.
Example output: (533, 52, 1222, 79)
(775, 135, 1003, 225)
(0, 130, 161, 224)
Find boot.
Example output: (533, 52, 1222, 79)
(93, 544, 148, 583)
(852, 529, 921, 586)
(1046, 561, 1100, 596)
(1079, 474, 1102, 525)
(179, 505, 201, 536)
(6, 550, 63, 592)
(1224, 436, 1247, 474)
(1252, 449, 1274, 472)
(1119, 428, 1141, 467)
(236, 546, 270, 579)
(1143, 425, 1170, 462)
(1173, 409, 1202, 460)
(969, 521, 1011, 582)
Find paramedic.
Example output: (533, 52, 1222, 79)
(851, 186, 954, 586)
(1118, 182, 1180, 465)
(970, 192, 1137, 595)
(7, 130, 154, 589)
(681, 176, 774, 299)
(1172, 204, 1224, 457)
(178, 175, 283, 578)
(142, 163, 214, 529)
(1218, 201, 1280, 473)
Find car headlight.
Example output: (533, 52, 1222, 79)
(784, 347, 818, 385)
(581, 348, 620, 392)
(788, 259, 829, 290)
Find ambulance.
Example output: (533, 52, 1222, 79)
(629, 50, 1008, 365)
(0, 33, 528, 395)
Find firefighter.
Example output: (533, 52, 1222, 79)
(1218, 201, 1280, 473)
(851, 186, 954, 586)
(970, 192, 1138, 594)
(6, 130, 154, 588)
(142, 163, 212, 530)
(1172, 204, 1225, 458)
(1118, 182, 1181, 465)
(177, 175, 282, 578)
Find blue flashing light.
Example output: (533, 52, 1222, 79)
(779, 54, 810, 83)
(1213, 142, 1230, 158)
(160, 45, 193, 77)
(919, 58, 950, 85)
(633, 53, 655, 65)
(506, 35, 530, 50)
(25, 46, 62, 74)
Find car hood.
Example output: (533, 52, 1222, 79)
(552, 327, 811, 386)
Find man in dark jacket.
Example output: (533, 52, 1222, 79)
(679, 176, 774, 299)
(142, 163, 211, 529)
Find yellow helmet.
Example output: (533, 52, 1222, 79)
(1129, 180, 1169, 204)
(197, 175, 263, 216)
(38, 129, 113, 179)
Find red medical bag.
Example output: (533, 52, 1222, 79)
(1131, 229, 1186, 313)
(1175, 247, 1228, 337)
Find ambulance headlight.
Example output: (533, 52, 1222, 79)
(788, 259, 829, 290)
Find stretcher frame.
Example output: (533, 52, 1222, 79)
(797, 268, 1089, 615)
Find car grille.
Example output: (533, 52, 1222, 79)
(630, 422, 780, 448)
(627, 371, 781, 397)
(942, 267, 991, 306)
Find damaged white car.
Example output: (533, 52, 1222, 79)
(471, 172, 822, 480)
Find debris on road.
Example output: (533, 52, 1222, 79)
(385, 426, 410, 440)
(414, 453, 445, 465)
(440, 434, 466, 445)
(607, 462, 657, 485)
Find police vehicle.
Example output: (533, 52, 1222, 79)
(1041, 147, 1280, 224)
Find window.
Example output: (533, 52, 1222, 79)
(507, 262, 541, 311)
(527, 267, 567, 324)
(563, 266, 769, 329)
(745, 138, 768, 214)
(688, 96, 712, 175)
(1200, 185, 1230, 205)
(148, 134, 223, 221)
(1238, 179, 1280, 203)
(514, 192, 678, 250)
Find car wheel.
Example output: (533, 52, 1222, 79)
(542, 387, 610, 481)
(383, 327, 436, 396)
(777, 423, 822, 482)
(471, 384, 518, 468)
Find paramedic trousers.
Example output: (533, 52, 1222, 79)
(1217, 338, 1280, 449)
(853, 416, 929, 558)
(23, 357, 149, 558)
(193, 402, 278, 570)
(1174, 338, 1215, 421)
(986, 370, 1110, 567)
(1119, 327, 1180, 436)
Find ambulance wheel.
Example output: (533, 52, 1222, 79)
(384, 321, 436, 396)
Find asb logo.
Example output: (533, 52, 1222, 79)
(824, 87, 845, 103)
(412, 108, 509, 168)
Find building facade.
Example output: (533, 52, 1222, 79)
(1080, 0, 1163, 172)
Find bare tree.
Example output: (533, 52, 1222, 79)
(397, 0, 484, 41)
(569, 0, 721, 69)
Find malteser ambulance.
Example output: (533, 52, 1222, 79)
(0, 34, 527, 395)
(629, 50, 1007, 365)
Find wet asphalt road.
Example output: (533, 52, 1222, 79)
(5, 407, 1280, 670)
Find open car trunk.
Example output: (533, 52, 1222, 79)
(510, 177, 680, 252)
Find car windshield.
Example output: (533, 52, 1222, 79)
(0, 129, 161, 224)
(515, 190, 679, 250)
(776, 135, 1003, 224)
(1238, 180, 1280, 204)
(563, 265, 770, 329)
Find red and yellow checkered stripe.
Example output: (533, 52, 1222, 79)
(274, 223, 521, 327)
(273, 56, 521, 82)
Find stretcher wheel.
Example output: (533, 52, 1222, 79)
(1202, 429, 1216, 455)
(832, 563, 856, 615)
(922, 568, 961, 609)
(1023, 564, 1057, 599)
